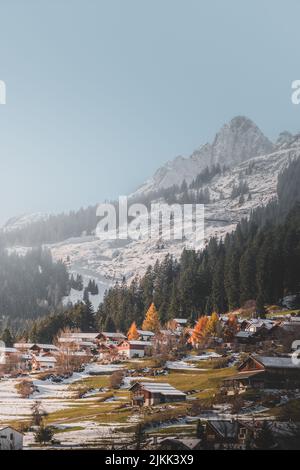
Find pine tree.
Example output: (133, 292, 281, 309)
(104, 315, 116, 332)
(142, 303, 160, 333)
(127, 321, 140, 340)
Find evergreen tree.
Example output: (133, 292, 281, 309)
(142, 303, 160, 333)
(1, 328, 14, 347)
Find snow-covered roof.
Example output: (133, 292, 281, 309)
(35, 344, 58, 350)
(0, 347, 17, 353)
(100, 332, 126, 338)
(137, 330, 154, 336)
(61, 332, 100, 339)
(128, 341, 152, 347)
(14, 343, 34, 349)
(255, 355, 300, 370)
(33, 355, 57, 363)
(130, 381, 186, 396)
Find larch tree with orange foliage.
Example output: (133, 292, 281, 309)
(142, 303, 160, 333)
(206, 311, 221, 337)
(127, 321, 140, 340)
(190, 316, 208, 348)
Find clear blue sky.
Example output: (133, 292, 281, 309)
(0, 0, 299, 223)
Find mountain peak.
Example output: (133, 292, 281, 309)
(132, 116, 274, 195)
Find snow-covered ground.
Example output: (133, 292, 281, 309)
(0, 363, 124, 425)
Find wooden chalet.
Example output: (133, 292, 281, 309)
(205, 420, 256, 449)
(223, 354, 300, 393)
(129, 381, 186, 406)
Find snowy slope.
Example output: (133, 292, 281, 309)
(47, 139, 300, 305)
(6, 118, 300, 307)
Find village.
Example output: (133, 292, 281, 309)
(1, 302, 300, 450)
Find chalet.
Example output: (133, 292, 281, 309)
(58, 332, 101, 344)
(223, 354, 300, 392)
(14, 343, 59, 355)
(117, 340, 151, 359)
(98, 332, 126, 345)
(205, 420, 255, 449)
(0, 427, 23, 450)
(31, 355, 57, 371)
(129, 382, 186, 406)
(157, 438, 201, 450)
(137, 330, 154, 342)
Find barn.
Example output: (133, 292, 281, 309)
(129, 382, 186, 406)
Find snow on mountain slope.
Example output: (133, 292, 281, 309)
(3, 212, 48, 232)
(7, 118, 300, 307)
(47, 139, 300, 305)
(132, 116, 274, 196)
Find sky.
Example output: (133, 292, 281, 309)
(0, 0, 299, 224)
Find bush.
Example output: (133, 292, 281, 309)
(109, 370, 124, 389)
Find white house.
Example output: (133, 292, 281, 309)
(117, 340, 151, 358)
(0, 427, 23, 450)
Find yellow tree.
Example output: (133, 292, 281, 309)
(190, 316, 208, 348)
(127, 321, 140, 340)
(142, 303, 160, 333)
(206, 311, 220, 337)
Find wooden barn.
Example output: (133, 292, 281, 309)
(223, 354, 300, 393)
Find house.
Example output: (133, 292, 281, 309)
(157, 438, 201, 450)
(137, 330, 154, 342)
(31, 355, 57, 371)
(223, 354, 300, 392)
(117, 340, 151, 358)
(0, 427, 23, 450)
(98, 332, 126, 345)
(204, 420, 255, 449)
(0, 346, 18, 357)
(222, 370, 265, 395)
(58, 332, 101, 345)
(129, 382, 186, 406)
(14, 343, 59, 355)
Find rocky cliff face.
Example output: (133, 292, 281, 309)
(133, 116, 274, 195)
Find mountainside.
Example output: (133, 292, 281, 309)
(133, 116, 274, 196)
(5, 118, 300, 309)
(48, 135, 300, 305)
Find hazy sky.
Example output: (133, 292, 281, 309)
(0, 0, 299, 223)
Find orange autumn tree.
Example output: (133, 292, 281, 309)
(127, 321, 140, 340)
(190, 316, 208, 348)
(142, 303, 160, 333)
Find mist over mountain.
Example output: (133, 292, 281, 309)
(2, 116, 300, 317)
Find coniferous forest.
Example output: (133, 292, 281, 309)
(24, 158, 300, 343)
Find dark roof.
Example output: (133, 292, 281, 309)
(207, 421, 239, 439)
(255, 355, 300, 370)
(223, 370, 265, 381)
